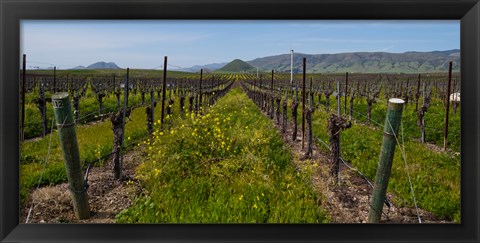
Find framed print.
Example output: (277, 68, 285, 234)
(1, 0, 479, 242)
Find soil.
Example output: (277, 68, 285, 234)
(270, 109, 452, 223)
(20, 147, 144, 223)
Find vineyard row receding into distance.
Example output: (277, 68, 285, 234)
(19, 56, 460, 223)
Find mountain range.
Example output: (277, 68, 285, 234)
(178, 49, 460, 74)
(175, 62, 227, 73)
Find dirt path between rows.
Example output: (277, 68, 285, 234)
(269, 110, 451, 223)
(20, 147, 144, 223)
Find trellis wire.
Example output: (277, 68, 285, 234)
(25, 117, 59, 223)
(385, 116, 422, 223)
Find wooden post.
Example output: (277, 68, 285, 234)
(309, 77, 314, 108)
(66, 74, 70, 93)
(114, 74, 121, 109)
(161, 56, 167, 127)
(39, 80, 47, 137)
(419, 82, 427, 143)
(147, 89, 155, 134)
(199, 69, 203, 110)
(404, 78, 410, 109)
(73, 93, 80, 124)
(125, 68, 129, 108)
(270, 70, 274, 119)
(415, 74, 421, 112)
(345, 72, 348, 114)
(444, 61, 452, 151)
(51, 92, 90, 219)
(302, 106, 314, 160)
(295, 65, 299, 102)
(337, 80, 341, 116)
(209, 76, 215, 105)
(368, 98, 405, 223)
(21, 54, 26, 142)
(53, 66, 57, 93)
(168, 78, 172, 100)
(259, 74, 263, 111)
(151, 89, 155, 122)
(211, 75, 215, 105)
(118, 68, 129, 179)
(302, 58, 306, 149)
(282, 94, 287, 134)
(291, 99, 299, 142)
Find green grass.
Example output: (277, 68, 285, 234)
(335, 96, 460, 152)
(243, 82, 460, 222)
(116, 88, 327, 223)
(315, 95, 460, 222)
(22, 89, 149, 139)
(20, 78, 233, 205)
(310, 103, 460, 222)
(20, 92, 168, 203)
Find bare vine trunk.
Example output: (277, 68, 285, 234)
(282, 99, 287, 134)
(188, 96, 194, 113)
(167, 99, 174, 116)
(180, 96, 185, 116)
(301, 107, 314, 160)
(367, 98, 375, 124)
(110, 108, 131, 180)
(418, 107, 427, 143)
(291, 100, 299, 142)
(146, 106, 153, 134)
(73, 94, 80, 124)
(349, 94, 354, 118)
(328, 114, 351, 180)
(325, 94, 331, 110)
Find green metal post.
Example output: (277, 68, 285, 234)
(368, 98, 404, 223)
(51, 92, 90, 219)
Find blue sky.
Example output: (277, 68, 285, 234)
(21, 20, 459, 69)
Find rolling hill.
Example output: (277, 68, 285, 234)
(174, 62, 227, 73)
(215, 59, 255, 73)
(86, 62, 121, 69)
(70, 61, 121, 70)
(246, 50, 460, 73)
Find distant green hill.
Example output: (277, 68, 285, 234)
(86, 61, 121, 69)
(216, 59, 255, 73)
(247, 50, 460, 74)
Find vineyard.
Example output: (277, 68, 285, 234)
(19, 59, 460, 223)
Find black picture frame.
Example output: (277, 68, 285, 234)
(1, 0, 479, 242)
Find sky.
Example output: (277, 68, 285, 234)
(21, 20, 460, 70)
